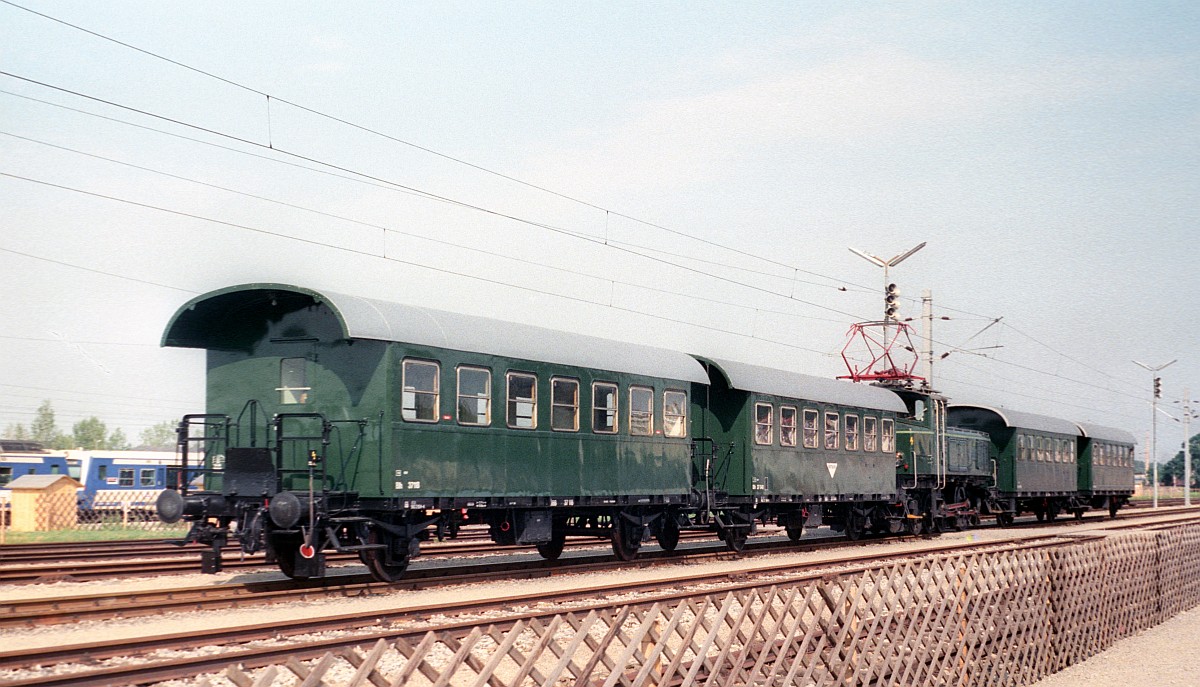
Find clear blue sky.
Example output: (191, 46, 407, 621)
(1, 1, 1196, 460)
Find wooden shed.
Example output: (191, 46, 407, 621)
(7, 474, 82, 531)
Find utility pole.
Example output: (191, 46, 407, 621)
(1134, 359, 1177, 508)
(1182, 390, 1194, 507)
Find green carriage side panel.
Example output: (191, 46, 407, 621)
(1076, 422, 1136, 496)
(694, 357, 906, 501)
(164, 283, 710, 507)
(387, 345, 696, 499)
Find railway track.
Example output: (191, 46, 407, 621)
(0, 529, 1108, 687)
(2, 500, 1177, 582)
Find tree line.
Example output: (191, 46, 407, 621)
(3, 400, 176, 451)
(1156, 432, 1200, 488)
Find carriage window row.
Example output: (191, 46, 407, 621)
(754, 402, 894, 453)
(401, 359, 687, 437)
(1016, 435, 1078, 463)
(1093, 443, 1134, 467)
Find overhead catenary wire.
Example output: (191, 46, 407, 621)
(0, 172, 838, 358)
(0, 6, 1159, 413)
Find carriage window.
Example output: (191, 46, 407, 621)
(663, 390, 688, 438)
(780, 406, 798, 447)
(140, 468, 157, 487)
(593, 382, 618, 433)
(551, 378, 580, 431)
(755, 403, 773, 445)
(803, 409, 819, 448)
(824, 412, 839, 450)
(0, 467, 11, 486)
(456, 366, 491, 426)
(864, 416, 878, 452)
(629, 386, 654, 436)
(506, 372, 537, 429)
(882, 418, 895, 453)
(118, 468, 135, 487)
(278, 357, 310, 405)
(845, 414, 860, 451)
(402, 359, 440, 422)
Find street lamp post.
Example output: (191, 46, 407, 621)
(849, 242, 927, 324)
(1134, 359, 1177, 508)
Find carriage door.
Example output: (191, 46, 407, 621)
(274, 345, 319, 492)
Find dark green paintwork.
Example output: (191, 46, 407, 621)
(695, 373, 898, 501)
(197, 296, 694, 502)
(1078, 439, 1135, 495)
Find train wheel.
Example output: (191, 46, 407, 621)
(656, 517, 680, 553)
(907, 517, 924, 536)
(786, 525, 804, 542)
(996, 512, 1015, 527)
(361, 528, 410, 583)
(844, 511, 865, 541)
(1046, 503, 1059, 522)
(272, 533, 303, 578)
(722, 528, 748, 553)
(536, 533, 566, 561)
(1109, 501, 1120, 519)
(1034, 509, 1045, 522)
(611, 516, 641, 561)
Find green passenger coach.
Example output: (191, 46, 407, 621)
(158, 283, 714, 579)
(693, 357, 910, 540)
(1075, 422, 1136, 517)
(945, 404, 1118, 521)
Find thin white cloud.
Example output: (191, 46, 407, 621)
(523, 47, 1177, 195)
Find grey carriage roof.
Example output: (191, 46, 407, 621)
(947, 404, 1081, 436)
(1075, 422, 1137, 445)
(701, 358, 907, 413)
(164, 284, 710, 384)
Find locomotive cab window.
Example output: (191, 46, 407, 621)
(754, 403, 773, 445)
(803, 409, 819, 448)
(552, 377, 580, 431)
(780, 406, 798, 447)
(456, 366, 491, 426)
(881, 418, 895, 453)
(824, 412, 839, 450)
(663, 390, 688, 438)
(593, 382, 618, 433)
(402, 359, 440, 422)
(278, 357, 310, 405)
(629, 386, 654, 436)
(506, 372, 537, 429)
(864, 416, 878, 452)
